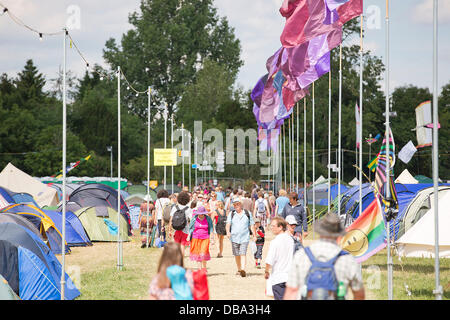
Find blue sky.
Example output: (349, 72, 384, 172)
(0, 0, 449, 94)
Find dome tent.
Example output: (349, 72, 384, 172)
(0, 203, 69, 254)
(0, 223, 80, 300)
(74, 206, 130, 242)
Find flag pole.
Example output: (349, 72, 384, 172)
(359, 14, 364, 219)
(164, 104, 167, 190)
(312, 82, 316, 240)
(171, 115, 174, 194)
(182, 123, 185, 189)
(328, 68, 332, 213)
(292, 113, 295, 192)
(283, 124, 287, 190)
(146, 87, 151, 248)
(338, 43, 343, 215)
(117, 65, 123, 271)
(297, 102, 299, 193)
(289, 112, 292, 191)
(304, 98, 307, 214)
(385, 0, 393, 300)
(60, 27, 67, 300)
(432, 0, 442, 301)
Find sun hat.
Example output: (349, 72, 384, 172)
(314, 213, 346, 238)
(285, 215, 298, 225)
(193, 206, 208, 216)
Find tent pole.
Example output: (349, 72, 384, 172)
(146, 87, 151, 248)
(432, 0, 442, 300)
(60, 27, 67, 300)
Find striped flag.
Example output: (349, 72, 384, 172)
(367, 156, 378, 172)
(373, 129, 398, 210)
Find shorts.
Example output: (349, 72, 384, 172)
(231, 242, 248, 256)
(174, 230, 190, 246)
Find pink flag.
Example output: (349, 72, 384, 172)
(280, 0, 362, 48)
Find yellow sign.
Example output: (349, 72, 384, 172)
(149, 180, 158, 189)
(154, 148, 177, 166)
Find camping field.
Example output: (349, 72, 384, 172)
(59, 230, 450, 300)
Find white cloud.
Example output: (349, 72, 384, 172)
(411, 0, 450, 24)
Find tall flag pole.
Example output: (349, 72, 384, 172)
(359, 14, 364, 219)
(283, 124, 287, 189)
(60, 27, 67, 300)
(338, 43, 343, 214)
(146, 87, 151, 248)
(297, 102, 299, 193)
(328, 69, 332, 213)
(117, 65, 123, 271)
(384, 0, 393, 299)
(171, 115, 174, 194)
(291, 113, 294, 192)
(304, 98, 307, 212)
(288, 112, 292, 191)
(432, 0, 442, 300)
(312, 82, 316, 239)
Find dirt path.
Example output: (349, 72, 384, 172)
(184, 229, 276, 300)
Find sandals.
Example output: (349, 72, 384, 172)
(217, 254, 223, 258)
(239, 270, 246, 277)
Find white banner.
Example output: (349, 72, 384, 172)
(398, 140, 417, 164)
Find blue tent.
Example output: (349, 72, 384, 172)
(0, 223, 80, 300)
(43, 209, 92, 247)
(0, 187, 40, 208)
(0, 204, 69, 254)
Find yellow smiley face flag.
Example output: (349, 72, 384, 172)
(340, 198, 387, 263)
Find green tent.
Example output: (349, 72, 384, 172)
(0, 275, 20, 300)
(74, 206, 130, 242)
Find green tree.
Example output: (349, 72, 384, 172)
(103, 0, 242, 117)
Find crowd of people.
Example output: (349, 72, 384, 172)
(141, 182, 365, 301)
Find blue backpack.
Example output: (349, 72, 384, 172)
(257, 199, 265, 212)
(303, 247, 348, 300)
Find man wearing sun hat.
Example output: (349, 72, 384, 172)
(226, 197, 256, 277)
(283, 213, 365, 300)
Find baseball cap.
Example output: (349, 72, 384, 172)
(285, 215, 298, 225)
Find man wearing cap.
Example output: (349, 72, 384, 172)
(226, 197, 256, 277)
(284, 213, 365, 300)
(285, 215, 303, 254)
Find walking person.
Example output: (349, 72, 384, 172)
(213, 201, 227, 258)
(138, 199, 154, 248)
(154, 189, 170, 242)
(280, 192, 308, 244)
(186, 206, 214, 270)
(264, 217, 294, 300)
(241, 192, 253, 212)
(285, 215, 303, 254)
(169, 191, 192, 257)
(253, 191, 270, 228)
(148, 242, 194, 300)
(253, 218, 265, 269)
(275, 189, 290, 217)
(283, 213, 365, 300)
(226, 198, 256, 277)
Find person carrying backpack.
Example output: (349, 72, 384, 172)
(226, 197, 256, 278)
(169, 191, 192, 256)
(154, 189, 170, 242)
(253, 191, 270, 228)
(284, 213, 365, 300)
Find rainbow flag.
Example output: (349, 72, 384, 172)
(340, 198, 386, 263)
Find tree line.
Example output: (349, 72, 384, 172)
(0, 0, 448, 184)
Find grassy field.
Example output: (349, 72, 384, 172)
(61, 232, 449, 300)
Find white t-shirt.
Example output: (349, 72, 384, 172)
(170, 204, 192, 234)
(155, 197, 170, 220)
(265, 232, 294, 286)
